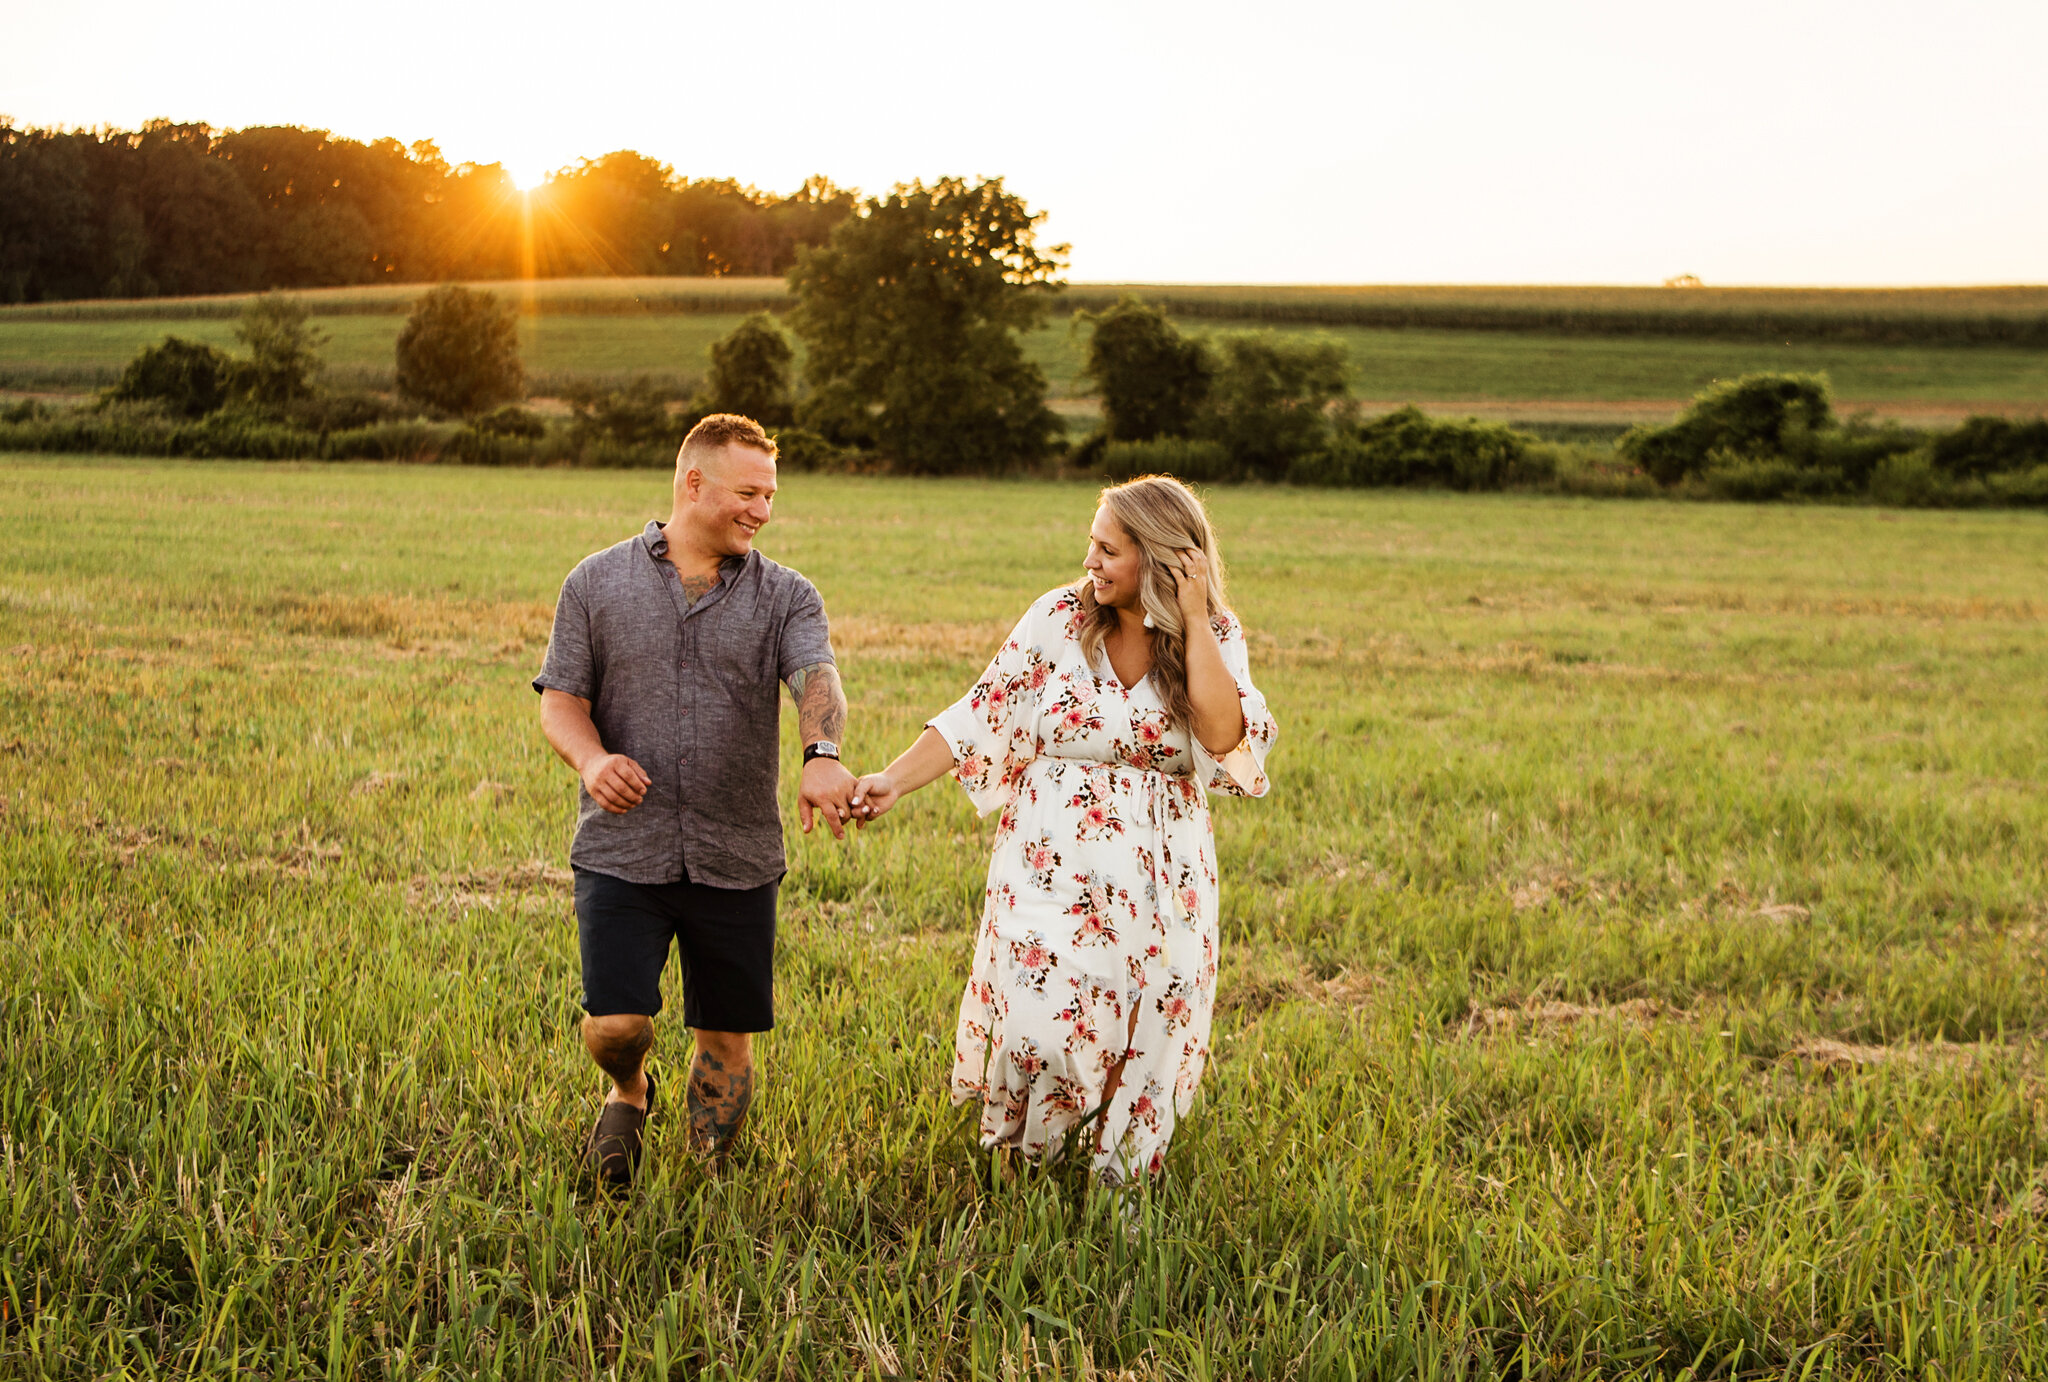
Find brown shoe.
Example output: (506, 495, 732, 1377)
(584, 1071, 658, 1193)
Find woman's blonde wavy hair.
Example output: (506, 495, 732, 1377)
(1075, 474, 1230, 732)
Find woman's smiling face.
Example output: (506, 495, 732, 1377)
(1084, 505, 1144, 610)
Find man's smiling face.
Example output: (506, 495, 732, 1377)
(683, 444, 778, 558)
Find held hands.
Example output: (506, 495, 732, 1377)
(582, 752, 651, 814)
(848, 770, 904, 824)
(798, 755, 862, 840)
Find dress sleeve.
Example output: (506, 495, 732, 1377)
(1189, 613, 1277, 798)
(926, 603, 1047, 817)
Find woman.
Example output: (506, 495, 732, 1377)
(852, 475, 1278, 1184)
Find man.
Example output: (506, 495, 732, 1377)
(533, 413, 859, 1190)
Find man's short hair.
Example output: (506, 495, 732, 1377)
(679, 413, 777, 467)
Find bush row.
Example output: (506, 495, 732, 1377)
(0, 396, 863, 472)
(1100, 409, 1555, 490)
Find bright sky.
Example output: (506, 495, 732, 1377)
(4, 0, 2044, 285)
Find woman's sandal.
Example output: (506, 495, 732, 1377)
(584, 1069, 659, 1194)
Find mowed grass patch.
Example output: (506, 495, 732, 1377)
(2, 458, 2047, 1377)
(0, 314, 756, 394)
(7, 298, 2048, 412)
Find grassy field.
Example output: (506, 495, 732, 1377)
(4, 307, 2046, 421)
(3, 456, 2045, 1377)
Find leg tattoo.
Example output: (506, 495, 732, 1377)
(687, 1049, 755, 1158)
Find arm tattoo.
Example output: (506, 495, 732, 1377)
(687, 1049, 755, 1158)
(787, 662, 847, 744)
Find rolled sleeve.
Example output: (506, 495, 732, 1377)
(1190, 614, 1276, 798)
(532, 572, 597, 700)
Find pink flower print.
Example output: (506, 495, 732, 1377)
(1083, 804, 1111, 830)
(1138, 719, 1164, 745)
(958, 750, 987, 780)
(1180, 886, 1201, 914)
(1025, 840, 1056, 870)
(1073, 910, 1117, 946)
(1020, 943, 1047, 969)
(1011, 1042, 1047, 1078)
(1029, 664, 1051, 690)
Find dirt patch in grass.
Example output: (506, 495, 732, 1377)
(271, 593, 554, 649)
(1463, 997, 1685, 1036)
(1782, 1037, 1985, 1075)
(408, 859, 573, 912)
(831, 617, 1010, 664)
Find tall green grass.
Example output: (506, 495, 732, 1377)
(2, 460, 2045, 1377)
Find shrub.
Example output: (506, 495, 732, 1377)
(1620, 373, 1833, 484)
(277, 390, 407, 433)
(564, 377, 681, 457)
(1290, 408, 1543, 490)
(1200, 331, 1349, 480)
(702, 313, 795, 426)
(1066, 429, 1109, 472)
(234, 293, 325, 404)
(766, 426, 864, 473)
(395, 285, 524, 415)
(1698, 454, 1842, 502)
(1081, 297, 1213, 442)
(1868, 450, 1947, 507)
(106, 336, 235, 418)
(0, 402, 451, 462)
(1102, 437, 1240, 484)
(471, 405, 547, 440)
(1986, 464, 2048, 506)
(1929, 415, 2048, 479)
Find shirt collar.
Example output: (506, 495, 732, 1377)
(641, 520, 750, 577)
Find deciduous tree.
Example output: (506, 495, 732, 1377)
(788, 177, 1065, 473)
(702, 313, 795, 425)
(395, 286, 523, 415)
(234, 293, 326, 404)
(1081, 296, 1213, 442)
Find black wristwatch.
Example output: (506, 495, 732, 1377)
(803, 740, 841, 764)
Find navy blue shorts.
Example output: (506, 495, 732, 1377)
(573, 867, 778, 1033)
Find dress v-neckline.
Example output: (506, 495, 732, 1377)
(1095, 647, 1149, 695)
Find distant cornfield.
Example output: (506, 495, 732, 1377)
(7, 278, 2048, 346)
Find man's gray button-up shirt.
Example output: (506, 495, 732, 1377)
(533, 520, 835, 889)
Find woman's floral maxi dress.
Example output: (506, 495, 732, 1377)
(928, 586, 1278, 1182)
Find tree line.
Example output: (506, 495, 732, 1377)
(0, 121, 856, 303)
(5, 164, 2042, 506)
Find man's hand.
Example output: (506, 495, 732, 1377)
(849, 771, 904, 823)
(581, 752, 651, 814)
(799, 756, 860, 839)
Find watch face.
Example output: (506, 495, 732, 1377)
(809, 740, 841, 757)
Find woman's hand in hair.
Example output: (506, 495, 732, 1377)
(1170, 548, 1211, 626)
